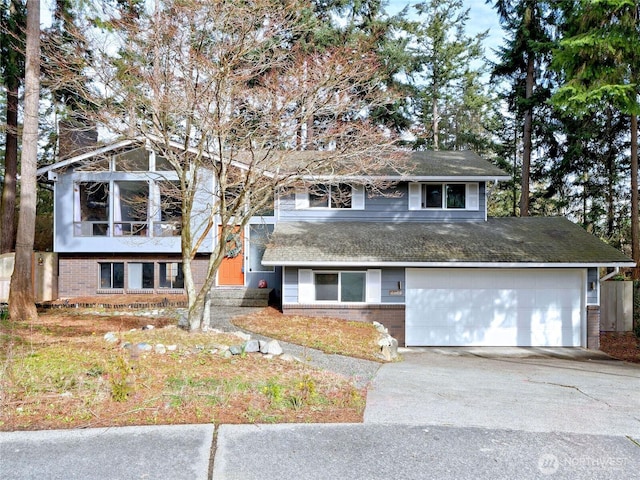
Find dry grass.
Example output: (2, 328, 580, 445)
(234, 307, 383, 362)
(0, 305, 373, 431)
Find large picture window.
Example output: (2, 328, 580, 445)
(313, 271, 366, 302)
(409, 182, 479, 211)
(76, 182, 109, 236)
(422, 183, 466, 209)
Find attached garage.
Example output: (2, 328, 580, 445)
(406, 268, 585, 347)
(264, 217, 635, 349)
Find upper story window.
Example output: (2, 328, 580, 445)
(74, 179, 182, 237)
(295, 183, 365, 210)
(115, 147, 150, 171)
(409, 182, 479, 211)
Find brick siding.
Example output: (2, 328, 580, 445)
(58, 254, 210, 298)
(283, 304, 406, 346)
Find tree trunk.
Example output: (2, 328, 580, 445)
(631, 114, 639, 279)
(9, 0, 40, 322)
(520, 54, 534, 217)
(432, 93, 439, 151)
(0, 78, 19, 253)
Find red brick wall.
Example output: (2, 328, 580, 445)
(283, 304, 406, 346)
(587, 305, 600, 350)
(58, 254, 210, 298)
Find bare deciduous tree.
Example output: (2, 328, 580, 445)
(55, 0, 407, 330)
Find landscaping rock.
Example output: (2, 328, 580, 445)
(166, 345, 177, 352)
(154, 344, 166, 354)
(266, 340, 283, 356)
(229, 345, 243, 355)
(137, 342, 153, 352)
(244, 339, 260, 353)
(142, 325, 154, 330)
(259, 340, 269, 353)
(104, 332, 118, 343)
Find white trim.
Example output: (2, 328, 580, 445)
(366, 269, 382, 303)
(264, 260, 635, 268)
(301, 175, 511, 182)
(352, 184, 365, 210)
(37, 138, 138, 175)
(466, 183, 479, 211)
(408, 182, 421, 210)
(298, 269, 314, 302)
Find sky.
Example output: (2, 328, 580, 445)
(385, 0, 504, 61)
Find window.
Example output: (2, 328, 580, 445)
(76, 182, 109, 236)
(313, 271, 366, 302)
(100, 263, 124, 289)
(159, 262, 184, 289)
(154, 155, 174, 171)
(114, 147, 150, 171)
(308, 184, 352, 208)
(127, 263, 154, 289)
(295, 184, 365, 210)
(422, 183, 465, 209)
(409, 182, 479, 211)
(154, 181, 182, 237)
(249, 224, 275, 272)
(114, 181, 149, 236)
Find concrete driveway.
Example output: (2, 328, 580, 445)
(364, 347, 640, 437)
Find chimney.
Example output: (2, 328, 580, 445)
(58, 117, 98, 160)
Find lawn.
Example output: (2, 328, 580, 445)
(0, 303, 381, 431)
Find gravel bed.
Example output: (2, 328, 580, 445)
(210, 307, 381, 388)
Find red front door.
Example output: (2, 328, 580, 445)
(218, 227, 244, 286)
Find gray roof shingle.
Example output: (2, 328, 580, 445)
(262, 217, 633, 266)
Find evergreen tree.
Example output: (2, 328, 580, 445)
(489, 0, 557, 216)
(408, 0, 489, 151)
(0, 0, 26, 253)
(551, 0, 640, 272)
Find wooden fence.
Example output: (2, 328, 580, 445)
(600, 281, 633, 332)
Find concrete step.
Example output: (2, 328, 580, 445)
(210, 288, 272, 307)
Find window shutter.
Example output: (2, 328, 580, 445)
(351, 184, 365, 210)
(466, 183, 479, 210)
(295, 191, 309, 209)
(298, 269, 314, 303)
(408, 183, 421, 210)
(366, 269, 382, 303)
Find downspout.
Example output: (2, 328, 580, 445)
(600, 267, 620, 282)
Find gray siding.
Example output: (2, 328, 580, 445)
(277, 182, 486, 222)
(381, 268, 405, 303)
(53, 167, 214, 254)
(283, 266, 405, 304)
(587, 267, 598, 305)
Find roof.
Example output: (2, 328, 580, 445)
(38, 139, 508, 183)
(236, 149, 509, 180)
(262, 217, 634, 267)
(403, 150, 509, 179)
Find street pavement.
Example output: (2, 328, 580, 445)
(2, 347, 640, 479)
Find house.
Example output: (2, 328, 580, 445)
(38, 141, 634, 348)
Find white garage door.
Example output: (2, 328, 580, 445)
(406, 268, 585, 347)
